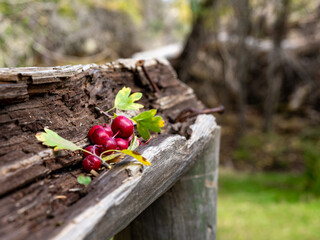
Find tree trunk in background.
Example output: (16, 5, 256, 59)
(176, 0, 216, 83)
(232, 0, 252, 136)
(263, 0, 291, 132)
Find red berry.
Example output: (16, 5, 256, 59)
(99, 137, 117, 155)
(102, 123, 113, 137)
(111, 116, 134, 138)
(83, 145, 100, 157)
(115, 138, 129, 150)
(88, 125, 103, 142)
(91, 128, 110, 145)
(82, 155, 101, 172)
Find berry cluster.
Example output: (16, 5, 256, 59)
(82, 116, 141, 172)
(36, 87, 163, 185)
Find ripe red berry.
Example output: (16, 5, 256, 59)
(111, 116, 134, 138)
(88, 125, 103, 142)
(99, 137, 117, 155)
(91, 128, 110, 145)
(115, 138, 129, 150)
(102, 123, 113, 137)
(82, 155, 101, 172)
(83, 145, 100, 157)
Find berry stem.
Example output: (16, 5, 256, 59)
(100, 160, 112, 169)
(81, 148, 94, 155)
(100, 149, 119, 158)
(113, 130, 120, 138)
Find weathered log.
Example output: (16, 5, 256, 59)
(0, 59, 220, 240)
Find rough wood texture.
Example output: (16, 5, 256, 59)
(116, 115, 220, 240)
(0, 59, 219, 240)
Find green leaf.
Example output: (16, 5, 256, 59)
(77, 175, 91, 186)
(35, 128, 80, 151)
(132, 109, 165, 140)
(114, 87, 144, 111)
(128, 135, 140, 151)
(120, 149, 151, 166)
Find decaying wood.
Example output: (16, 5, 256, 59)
(0, 58, 219, 240)
(0, 59, 191, 197)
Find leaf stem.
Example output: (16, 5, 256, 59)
(105, 106, 115, 113)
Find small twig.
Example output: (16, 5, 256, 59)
(68, 188, 81, 192)
(174, 105, 225, 123)
(90, 170, 99, 177)
(94, 106, 113, 119)
(136, 60, 160, 93)
(54, 195, 67, 200)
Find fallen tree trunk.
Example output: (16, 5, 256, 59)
(0, 59, 220, 240)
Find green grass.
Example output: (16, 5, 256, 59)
(218, 168, 320, 240)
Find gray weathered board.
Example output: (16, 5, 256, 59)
(0, 58, 220, 240)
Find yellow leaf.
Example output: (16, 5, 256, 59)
(121, 149, 151, 166)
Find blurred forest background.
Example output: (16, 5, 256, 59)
(1, 0, 320, 239)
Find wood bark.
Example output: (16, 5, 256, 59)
(0, 59, 220, 240)
(115, 118, 220, 240)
